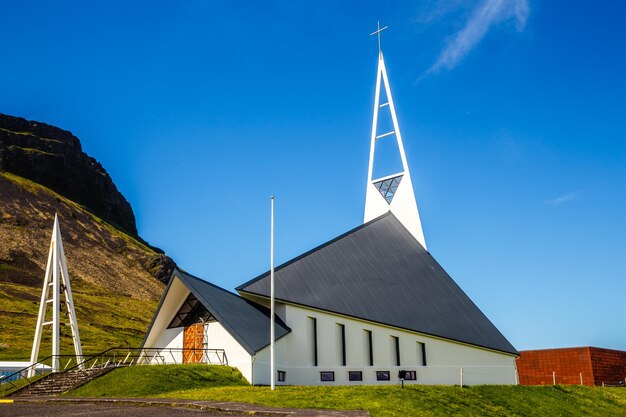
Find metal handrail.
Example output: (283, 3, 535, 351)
(0, 347, 123, 397)
(0, 354, 84, 397)
(1, 347, 228, 397)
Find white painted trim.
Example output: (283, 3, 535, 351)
(142, 275, 190, 349)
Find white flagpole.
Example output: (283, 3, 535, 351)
(270, 195, 275, 390)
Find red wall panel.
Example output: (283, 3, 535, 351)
(517, 347, 626, 386)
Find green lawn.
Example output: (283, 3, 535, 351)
(65, 365, 626, 416)
(67, 364, 249, 397)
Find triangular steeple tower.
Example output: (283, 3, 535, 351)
(364, 24, 427, 249)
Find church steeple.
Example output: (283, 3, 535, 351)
(364, 25, 427, 249)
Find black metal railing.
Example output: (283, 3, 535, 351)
(74, 347, 228, 369)
(0, 347, 227, 397)
(0, 353, 89, 397)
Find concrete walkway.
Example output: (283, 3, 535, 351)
(7, 397, 371, 416)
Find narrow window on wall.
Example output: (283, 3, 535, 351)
(365, 330, 373, 366)
(392, 336, 400, 366)
(417, 342, 427, 366)
(337, 323, 346, 366)
(310, 317, 318, 366)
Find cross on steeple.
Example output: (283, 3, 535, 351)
(369, 21, 388, 54)
(364, 22, 427, 249)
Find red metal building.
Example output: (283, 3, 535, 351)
(516, 347, 626, 386)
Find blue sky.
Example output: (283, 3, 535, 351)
(1, 1, 625, 351)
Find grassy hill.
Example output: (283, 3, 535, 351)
(65, 365, 626, 416)
(68, 364, 249, 397)
(0, 172, 164, 359)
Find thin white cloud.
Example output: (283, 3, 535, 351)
(546, 192, 579, 206)
(413, 0, 471, 25)
(427, 0, 529, 74)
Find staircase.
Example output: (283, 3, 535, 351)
(10, 367, 113, 397)
(2, 347, 227, 398)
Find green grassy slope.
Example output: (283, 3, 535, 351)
(0, 282, 158, 359)
(67, 365, 249, 397)
(65, 365, 626, 417)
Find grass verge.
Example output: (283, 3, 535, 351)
(66, 365, 249, 397)
(64, 365, 626, 417)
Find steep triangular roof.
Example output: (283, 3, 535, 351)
(143, 270, 290, 355)
(237, 213, 517, 355)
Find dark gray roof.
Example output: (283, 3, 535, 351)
(144, 270, 290, 355)
(237, 213, 517, 356)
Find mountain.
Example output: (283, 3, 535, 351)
(0, 113, 175, 359)
(0, 114, 137, 235)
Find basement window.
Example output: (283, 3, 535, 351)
(320, 371, 335, 382)
(348, 371, 363, 381)
(376, 371, 390, 381)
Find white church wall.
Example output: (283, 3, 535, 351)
(152, 327, 183, 363)
(271, 303, 516, 386)
(145, 320, 253, 377)
(252, 336, 289, 386)
(143, 276, 189, 349)
(204, 321, 253, 383)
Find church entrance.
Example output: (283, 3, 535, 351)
(183, 323, 204, 363)
(168, 292, 215, 364)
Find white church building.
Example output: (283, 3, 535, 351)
(141, 42, 519, 386)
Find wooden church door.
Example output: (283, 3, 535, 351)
(183, 323, 204, 363)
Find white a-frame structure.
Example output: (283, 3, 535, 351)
(30, 213, 83, 373)
(364, 24, 427, 249)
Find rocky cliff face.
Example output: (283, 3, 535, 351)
(0, 113, 177, 287)
(0, 113, 136, 235)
